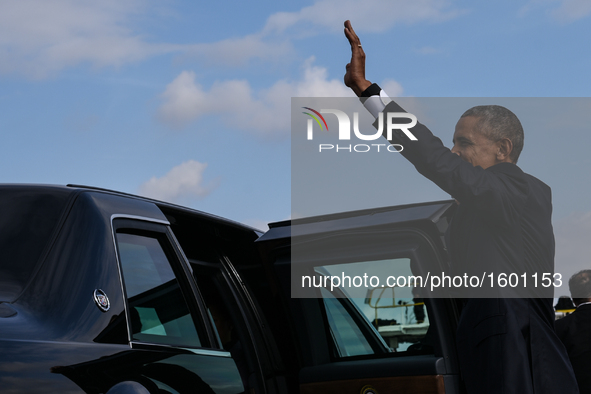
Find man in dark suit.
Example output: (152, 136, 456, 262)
(342, 20, 579, 394)
(556, 270, 591, 394)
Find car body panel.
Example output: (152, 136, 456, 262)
(0, 185, 257, 393)
(257, 200, 461, 394)
(0, 184, 463, 393)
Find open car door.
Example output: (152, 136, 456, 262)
(257, 200, 464, 394)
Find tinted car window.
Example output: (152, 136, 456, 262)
(116, 232, 202, 348)
(321, 288, 375, 357)
(317, 258, 431, 354)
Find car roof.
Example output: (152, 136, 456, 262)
(257, 200, 454, 243)
(0, 183, 262, 302)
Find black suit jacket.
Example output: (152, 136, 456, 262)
(555, 304, 591, 394)
(378, 99, 578, 393)
(380, 101, 553, 298)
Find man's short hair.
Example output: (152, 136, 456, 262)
(569, 270, 591, 305)
(460, 105, 524, 163)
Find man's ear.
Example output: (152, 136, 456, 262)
(497, 138, 513, 162)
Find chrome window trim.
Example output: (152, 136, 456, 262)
(130, 342, 232, 357)
(110, 214, 170, 226)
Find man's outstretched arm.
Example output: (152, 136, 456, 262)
(342, 20, 528, 221)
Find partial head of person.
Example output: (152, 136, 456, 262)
(569, 270, 591, 306)
(452, 105, 524, 169)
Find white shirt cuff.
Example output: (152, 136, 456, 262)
(362, 90, 392, 119)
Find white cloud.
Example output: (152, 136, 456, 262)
(157, 57, 358, 134)
(0, 0, 179, 78)
(157, 71, 209, 130)
(519, 0, 591, 22)
(0, 0, 464, 77)
(183, 0, 464, 68)
(381, 79, 404, 97)
(184, 34, 294, 67)
(138, 160, 216, 203)
(554, 211, 591, 295)
(551, 0, 591, 22)
(263, 0, 463, 34)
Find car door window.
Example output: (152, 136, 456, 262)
(190, 262, 260, 387)
(317, 257, 431, 354)
(116, 231, 203, 348)
(321, 288, 375, 357)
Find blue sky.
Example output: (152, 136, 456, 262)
(2, 0, 591, 292)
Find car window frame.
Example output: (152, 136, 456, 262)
(110, 215, 220, 351)
(289, 227, 449, 363)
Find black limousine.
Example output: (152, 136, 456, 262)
(0, 184, 464, 394)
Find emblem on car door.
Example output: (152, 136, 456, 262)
(93, 289, 110, 312)
(360, 385, 378, 394)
